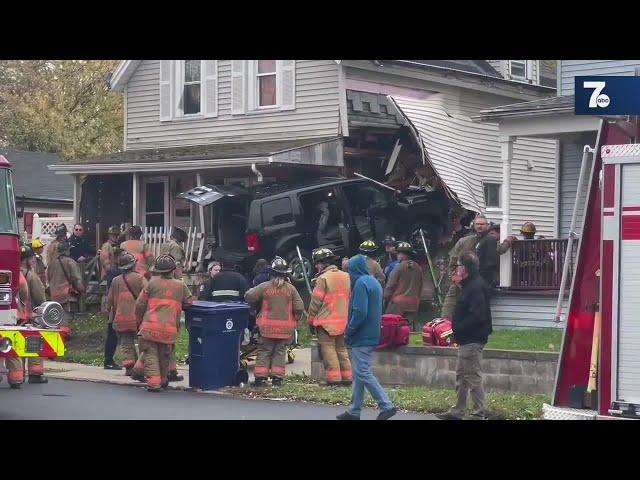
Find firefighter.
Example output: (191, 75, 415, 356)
(520, 221, 537, 240)
(384, 241, 423, 329)
(440, 214, 491, 319)
(307, 248, 352, 386)
(47, 241, 85, 316)
(107, 252, 147, 376)
(244, 257, 304, 386)
(5, 244, 49, 388)
(134, 254, 194, 392)
(30, 237, 48, 287)
(381, 235, 399, 280)
(45, 223, 68, 266)
(160, 227, 188, 272)
(358, 240, 385, 286)
(120, 225, 154, 280)
(100, 225, 121, 280)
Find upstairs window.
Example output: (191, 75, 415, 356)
(182, 60, 201, 115)
(257, 60, 277, 107)
(509, 60, 527, 79)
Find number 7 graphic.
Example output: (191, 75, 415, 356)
(584, 81, 606, 108)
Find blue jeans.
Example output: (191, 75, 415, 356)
(347, 346, 394, 416)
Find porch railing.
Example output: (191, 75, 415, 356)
(510, 239, 572, 290)
(142, 226, 205, 273)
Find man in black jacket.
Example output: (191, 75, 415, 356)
(69, 224, 96, 262)
(198, 257, 248, 302)
(438, 252, 492, 420)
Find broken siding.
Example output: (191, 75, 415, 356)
(390, 96, 557, 236)
(560, 60, 640, 96)
(126, 60, 341, 150)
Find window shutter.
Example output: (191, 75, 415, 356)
(24, 212, 34, 235)
(278, 60, 296, 111)
(231, 60, 246, 115)
(203, 60, 218, 118)
(159, 60, 173, 121)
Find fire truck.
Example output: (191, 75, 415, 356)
(0, 155, 65, 369)
(545, 120, 640, 420)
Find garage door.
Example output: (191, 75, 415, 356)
(618, 163, 640, 403)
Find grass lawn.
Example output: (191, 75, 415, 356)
(409, 328, 562, 352)
(57, 312, 189, 366)
(224, 375, 549, 420)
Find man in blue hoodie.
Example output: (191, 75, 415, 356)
(336, 255, 397, 421)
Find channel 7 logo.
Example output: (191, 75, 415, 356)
(575, 76, 640, 115)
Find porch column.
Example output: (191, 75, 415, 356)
(132, 173, 140, 225)
(499, 135, 514, 288)
(196, 173, 205, 233)
(73, 175, 81, 224)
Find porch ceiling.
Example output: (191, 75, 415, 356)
(48, 137, 340, 175)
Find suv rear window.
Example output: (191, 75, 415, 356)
(262, 197, 293, 227)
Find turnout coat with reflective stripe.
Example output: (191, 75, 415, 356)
(120, 240, 154, 277)
(135, 277, 194, 344)
(108, 271, 147, 333)
(245, 280, 304, 339)
(47, 255, 83, 305)
(17, 269, 46, 322)
(384, 260, 423, 313)
(159, 240, 185, 265)
(100, 241, 117, 279)
(307, 265, 350, 336)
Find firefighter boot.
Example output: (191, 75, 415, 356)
(271, 377, 283, 387)
(253, 377, 266, 387)
(28, 375, 48, 384)
(125, 366, 134, 377)
(168, 370, 184, 382)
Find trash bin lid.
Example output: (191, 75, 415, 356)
(187, 300, 250, 314)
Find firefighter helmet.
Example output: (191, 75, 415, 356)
(520, 222, 537, 234)
(108, 225, 121, 235)
(57, 241, 71, 255)
(20, 244, 34, 260)
(383, 235, 397, 246)
(30, 238, 44, 249)
(359, 240, 378, 255)
(270, 256, 292, 275)
(488, 223, 500, 233)
(312, 247, 337, 263)
(172, 227, 188, 243)
(119, 253, 136, 271)
(54, 224, 68, 237)
(151, 254, 176, 273)
(396, 241, 415, 255)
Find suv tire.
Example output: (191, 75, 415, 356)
(286, 248, 313, 286)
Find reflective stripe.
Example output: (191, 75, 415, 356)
(271, 366, 285, 375)
(340, 370, 352, 380)
(146, 375, 162, 387)
(212, 290, 240, 297)
(255, 366, 269, 377)
(325, 369, 342, 381)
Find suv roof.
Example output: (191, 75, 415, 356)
(249, 176, 361, 199)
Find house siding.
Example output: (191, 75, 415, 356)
(559, 60, 640, 96)
(126, 60, 341, 150)
(559, 134, 598, 238)
(491, 293, 565, 329)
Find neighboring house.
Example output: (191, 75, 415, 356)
(478, 60, 640, 328)
(2, 149, 73, 237)
(49, 60, 558, 288)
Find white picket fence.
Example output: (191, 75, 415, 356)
(32, 215, 75, 267)
(142, 226, 205, 272)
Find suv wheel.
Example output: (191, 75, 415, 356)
(287, 249, 313, 286)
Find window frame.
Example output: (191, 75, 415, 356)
(176, 60, 203, 118)
(260, 195, 295, 230)
(483, 182, 502, 210)
(255, 60, 278, 109)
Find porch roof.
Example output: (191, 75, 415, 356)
(48, 137, 341, 175)
(477, 95, 575, 121)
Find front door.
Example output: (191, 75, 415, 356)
(142, 176, 169, 228)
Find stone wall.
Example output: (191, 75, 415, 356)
(311, 344, 558, 395)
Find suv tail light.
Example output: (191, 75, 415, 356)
(246, 233, 260, 253)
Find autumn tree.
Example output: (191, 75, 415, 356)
(0, 60, 123, 161)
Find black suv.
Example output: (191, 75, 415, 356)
(180, 177, 448, 283)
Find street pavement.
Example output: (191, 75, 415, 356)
(0, 378, 436, 420)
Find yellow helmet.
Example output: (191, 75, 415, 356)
(31, 238, 44, 249)
(359, 240, 378, 255)
(520, 222, 537, 234)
